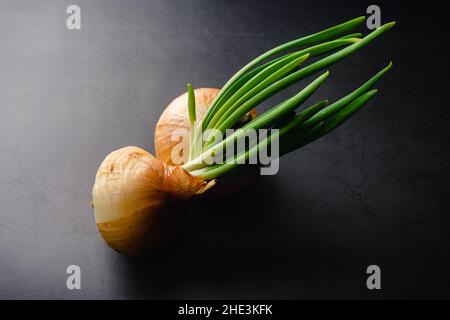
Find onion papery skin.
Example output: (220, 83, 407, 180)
(92, 146, 212, 256)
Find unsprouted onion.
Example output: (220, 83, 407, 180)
(92, 15, 395, 256)
(92, 146, 215, 256)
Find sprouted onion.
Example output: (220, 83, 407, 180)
(92, 16, 395, 256)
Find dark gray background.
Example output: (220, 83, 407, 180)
(1, 0, 449, 299)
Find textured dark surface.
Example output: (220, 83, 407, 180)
(0, 0, 449, 299)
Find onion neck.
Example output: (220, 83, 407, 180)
(163, 164, 216, 198)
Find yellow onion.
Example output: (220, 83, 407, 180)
(92, 146, 214, 256)
(155, 88, 220, 165)
(154, 88, 258, 198)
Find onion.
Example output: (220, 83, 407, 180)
(154, 87, 258, 198)
(92, 16, 395, 256)
(154, 88, 256, 165)
(92, 146, 214, 256)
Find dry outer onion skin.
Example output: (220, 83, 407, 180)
(92, 146, 214, 256)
